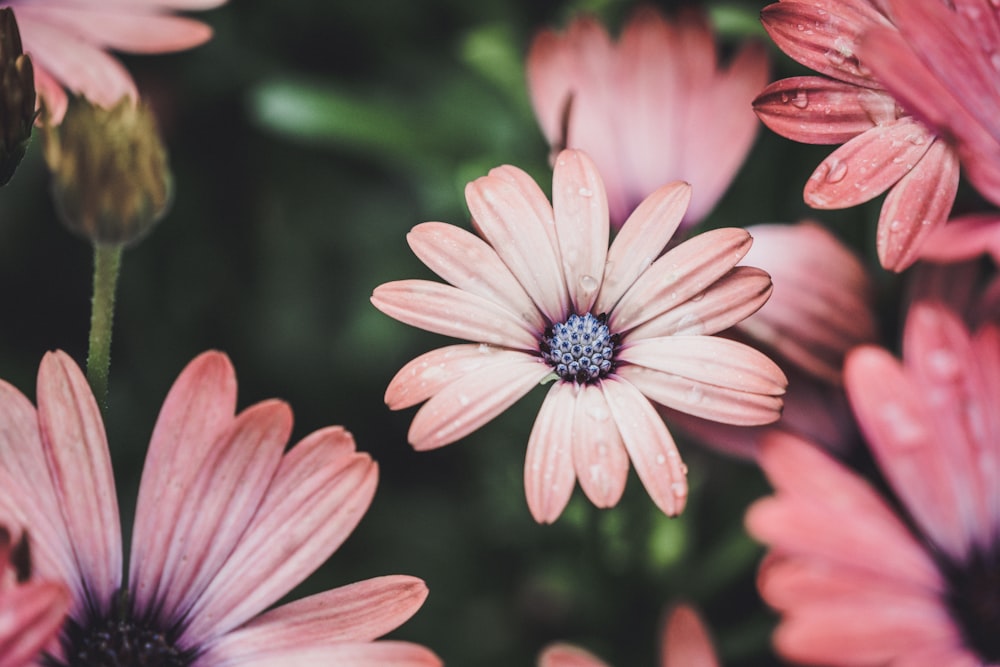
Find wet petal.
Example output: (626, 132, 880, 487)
(212, 641, 443, 667)
(0, 581, 70, 667)
(571, 384, 629, 510)
(524, 382, 578, 524)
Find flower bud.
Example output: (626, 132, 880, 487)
(42, 96, 173, 246)
(0, 8, 36, 186)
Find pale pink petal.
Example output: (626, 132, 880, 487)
(876, 138, 960, 272)
(539, 643, 610, 667)
(803, 117, 934, 209)
(753, 76, 899, 145)
(36, 351, 122, 619)
(571, 384, 629, 510)
(0, 581, 69, 667)
(552, 150, 608, 314)
(524, 382, 578, 524)
(180, 428, 377, 647)
(32, 63, 68, 123)
(406, 222, 543, 332)
(611, 228, 752, 334)
(661, 605, 718, 667)
(602, 378, 687, 516)
(465, 164, 569, 322)
(209, 641, 442, 667)
(130, 351, 238, 615)
(199, 577, 428, 663)
(594, 181, 691, 315)
(627, 266, 772, 340)
(617, 337, 785, 426)
(918, 213, 1000, 264)
(407, 355, 550, 451)
(370, 280, 538, 350)
(385, 344, 531, 410)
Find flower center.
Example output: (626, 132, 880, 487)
(944, 545, 1000, 661)
(540, 312, 618, 384)
(58, 590, 193, 667)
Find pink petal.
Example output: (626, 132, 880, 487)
(602, 378, 687, 516)
(0, 581, 69, 667)
(180, 428, 377, 647)
(524, 382, 578, 523)
(406, 222, 543, 332)
(876, 138, 961, 272)
(407, 354, 550, 450)
(385, 344, 531, 410)
(918, 213, 1000, 264)
(661, 605, 719, 667)
(753, 76, 899, 144)
(539, 643, 610, 667)
(465, 165, 569, 323)
(130, 351, 238, 615)
(611, 228, 752, 334)
(32, 63, 68, 123)
(617, 337, 785, 426)
(594, 181, 691, 314)
(213, 641, 443, 667)
(370, 280, 538, 350)
(552, 150, 609, 314)
(36, 351, 122, 619)
(200, 576, 429, 663)
(803, 117, 934, 209)
(571, 384, 629, 510)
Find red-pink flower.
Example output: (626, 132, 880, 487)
(538, 604, 719, 667)
(747, 302, 1000, 665)
(0, 351, 440, 667)
(371, 149, 786, 523)
(754, 0, 960, 271)
(527, 6, 769, 229)
(5, 0, 225, 122)
(0, 527, 69, 667)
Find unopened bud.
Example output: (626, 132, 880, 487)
(0, 8, 36, 186)
(42, 96, 173, 246)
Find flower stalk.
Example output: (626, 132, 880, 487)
(87, 243, 123, 407)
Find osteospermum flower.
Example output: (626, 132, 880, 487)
(538, 604, 719, 667)
(0, 351, 440, 667)
(5, 0, 225, 122)
(527, 6, 769, 229)
(754, 0, 960, 271)
(747, 302, 1000, 665)
(0, 526, 69, 667)
(371, 149, 786, 523)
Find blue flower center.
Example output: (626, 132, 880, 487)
(540, 312, 618, 384)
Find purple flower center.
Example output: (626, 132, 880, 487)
(945, 546, 1000, 661)
(540, 312, 618, 384)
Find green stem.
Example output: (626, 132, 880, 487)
(86, 243, 123, 408)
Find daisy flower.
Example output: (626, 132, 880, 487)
(526, 6, 769, 229)
(538, 604, 719, 667)
(0, 350, 440, 667)
(371, 149, 786, 523)
(5, 0, 226, 122)
(754, 0, 960, 271)
(747, 302, 1000, 666)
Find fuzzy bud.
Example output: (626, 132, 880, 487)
(0, 8, 36, 186)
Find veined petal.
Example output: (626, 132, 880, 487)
(406, 222, 543, 332)
(180, 428, 377, 647)
(0, 581, 70, 667)
(465, 165, 569, 322)
(200, 577, 428, 663)
(594, 181, 691, 314)
(210, 641, 442, 667)
(408, 355, 550, 450)
(611, 228, 752, 334)
(662, 605, 719, 667)
(385, 344, 529, 410)
(876, 138, 960, 272)
(602, 378, 687, 516)
(36, 351, 122, 619)
(524, 382, 578, 524)
(803, 117, 934, 209)
(539, 643, 610, 667)
(753, 76, 899, 145)
(552, 150, 609, 314)
(371, 280, 538, 350)
(571, 384, 629, 510)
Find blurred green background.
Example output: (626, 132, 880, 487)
(0, 1, 889, 665)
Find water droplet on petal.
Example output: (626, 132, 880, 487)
(458, 394, 470, 407)
(879, 402, 926, 449)
(825, 160, 847, 183)
(587, 405, 609, 422)
(791, 89, 808, 109)
(926, 349, 961, 381)
(578, 187, 593, 197)
(670, 481, 687, 498)
(685, 386, 704, 405)
(579, 274, 599, 294)
(656, 454, 667, 465)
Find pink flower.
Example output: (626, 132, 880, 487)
(860, 0, 1000, 210)
(371, 149, 786, 523)
(0, 527, 69, 667)
(527, 6, 769, 229)
(5, 0, 226, 122)
(538, 604, 719, 667)
(754, 0, 961, 271)
(0, 351, 440, 667)
(747, 302, 1000, 665)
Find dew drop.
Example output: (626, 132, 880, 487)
(656, 454, 667, 465)
(825, 160, 848, 183)
(685, 386, 705, 405)
(926, 348, 961, 381)
(587, 405, 610, 422)
(458, 394, 470, 407)
(578, 187, 593, 197)
(879, 402, 926, 449)
(791, 89, 809, 109)
(579, 274, 599, 293)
